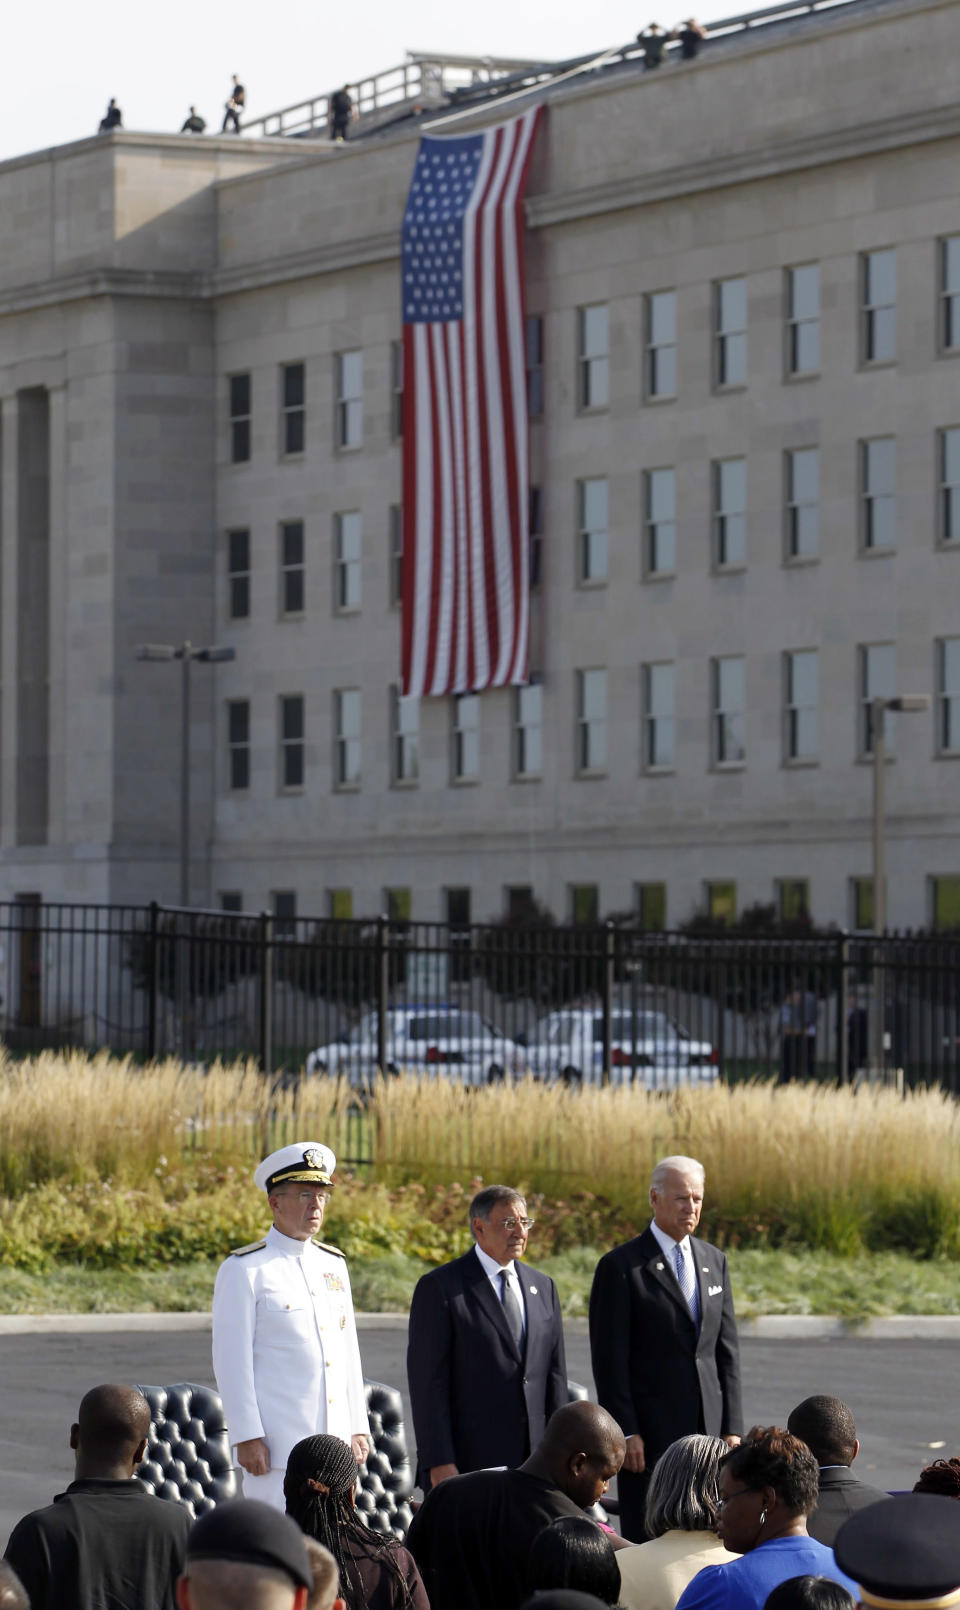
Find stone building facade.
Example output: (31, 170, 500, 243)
(1, 0, 959, 930)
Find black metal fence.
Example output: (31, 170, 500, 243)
(0, 901, 958, 1090)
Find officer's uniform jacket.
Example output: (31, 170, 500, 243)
(212, 1223, 369, 1502)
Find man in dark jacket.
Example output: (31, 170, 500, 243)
(589, 1154, 742, 1541)
(787, 1394, 890, 1544)
(4, 1383, 190, 1610)
(407, 1183, 568, 1491)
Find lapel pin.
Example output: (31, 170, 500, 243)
(656, 1262, 664, 1270)
(530, 1285, 538, 1295)
(702, 1267, 709, 1273)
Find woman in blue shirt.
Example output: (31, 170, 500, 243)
(675, 1428, 858, 1610)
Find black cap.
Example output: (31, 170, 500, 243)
(186, 1499, 312, 1591)
(834, 1494, 960, 1605)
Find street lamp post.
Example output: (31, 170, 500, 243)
(869, 693, 930, 1073)
(136, 641, 236, 906)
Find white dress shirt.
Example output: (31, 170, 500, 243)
(474, 1242, 527, 1335)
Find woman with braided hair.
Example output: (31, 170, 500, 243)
(284, 1435, 429, 1610)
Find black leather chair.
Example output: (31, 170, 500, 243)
(136, 1378, 414, 1536)
(136, 1383, 238, 1518)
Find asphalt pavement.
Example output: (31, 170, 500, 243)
(1, 1317, 956, 1548)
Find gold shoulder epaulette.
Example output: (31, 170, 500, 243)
(231, 1239, 267, 1257)
(312, 1239, 346, 1259)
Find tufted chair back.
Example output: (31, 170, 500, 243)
(135, 1378, 414, 1534)
(136, 1383, 238, 1518)
(356, 1379, 415, 1537)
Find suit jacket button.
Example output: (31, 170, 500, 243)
(523, 1376, 528, 1385)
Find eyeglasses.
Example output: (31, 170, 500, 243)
(717, 1487, 755, 1509)
(294, 1189, 330, 1204)
(499, 1217, 535, 1231)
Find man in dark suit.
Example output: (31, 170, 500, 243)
(589, 1154, 742, 1542)
(406, 1183, 568, 1490)
(787, 1394, 890, 1544)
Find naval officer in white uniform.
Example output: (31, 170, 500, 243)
(212, 1140, 371, 1510)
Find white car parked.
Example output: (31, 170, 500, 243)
(305, 1004, 526, 1086)
(527, 1007, 718, 1086)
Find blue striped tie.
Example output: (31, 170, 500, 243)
(674, 1242, 701, 1328)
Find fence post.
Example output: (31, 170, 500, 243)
(601, 922, 614, 1087)
(716, 956, 727, 1082)
(377, 915, 389, 1077)
(259, 912, 274, 1077)
(146, 901, 160, 1061)
(837, 929, 850, 1087)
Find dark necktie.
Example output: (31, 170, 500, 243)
(499, 1269, 524, 1351)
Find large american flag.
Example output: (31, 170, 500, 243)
(400, 107, 543, 698)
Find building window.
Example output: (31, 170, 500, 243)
(712, 656, 745, 765)
(220, 892, 243, 913)
(391, 341, 404, 439)
(513, 684, 542, 779)
(279, 520, 305, 616)
(706, 882, 737, 925)
(335, 511, 362, 611)
(329, 888, 353, 919)
(644, 468, 676, 577)
(932, 875, 960, 930)
(385, 887, 412, 924)
(281, 362, 305, 456)
(334, 688, 362, 787)
(446, 887, 471, 927)
(642, 662, 675, 769)
(645, 290, 677, 399)
(576, 669, 607, 774)
(786, 447, 819, 561)
(526, 315, 544, 419)
(777, 878, 810, 922)
(635, 882, 667, 931)
(272, 890, 297, 938)
(336, 350, 363, 448)
(862, 248, 896, 363)
(570, 884, 599, 924)
(936, 637, 960, 754)
(279, 694, 305, 789)
(529, 486, 544, 589)
(391, 687, 419, 783)
(389, 505, 403, 607)
(713, 458, 746, 568)
(861, 438, 895, 550)
(784, 649, 818, 763)
(850, 876, 874, 932)
(227, 700, 250, 790)
(786, 264, 820, 375)
(229, 373, 251, 463)
(939, 427, 960, 545)
(227, 529, 250, 620)
(451, 694, 480, 782)
(578, 304, 609, 410)
(859, 643, 895, 757)
(715, 277, 746, 387)
(505, 885, 534, 920)
(942, 237, 960, 353)
(577, 478, 608, 584)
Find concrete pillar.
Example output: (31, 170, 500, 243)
(0, 395, 18, 848)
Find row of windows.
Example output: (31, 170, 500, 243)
(223, 427, 960, 624)
(225, 240, 960, 465)
(223, 640, 960, 794)
(222, 874, 960, 935)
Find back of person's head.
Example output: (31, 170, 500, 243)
(284, 1434, 359, 1529)
(519, 1594, 613, 1610)
(0, 1562, 29, 1610)
(720, 1426, 820, 1517)
(179, 1498, 311, 1610)
(303, 1539, 341, 1610)
(525, 1518, 620, 1605)
(787, 1396, 858, 1467)
(764, 1577, 857, 1610)
(73, 1384, 151, 1468)
(644, 1434, 727, 1538)
(914, 1457, 960, 1499)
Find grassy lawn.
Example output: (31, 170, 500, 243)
(1, 1248, 957, 1320)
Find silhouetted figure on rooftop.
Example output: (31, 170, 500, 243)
(222, 76, 245, 133)
(181, 107, 206, 133)
(98, 99, 122, 133)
